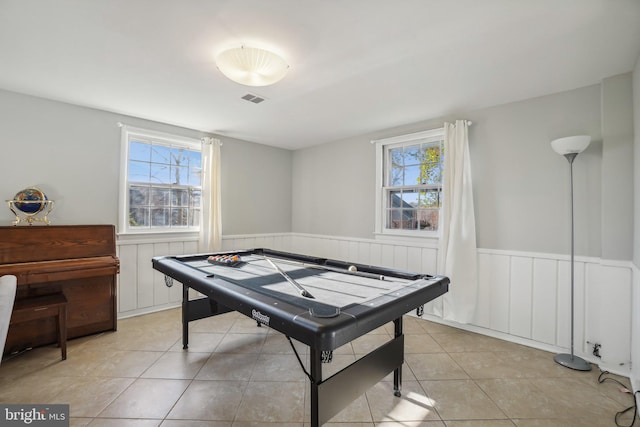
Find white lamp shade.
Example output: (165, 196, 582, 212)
(216, 46, 289, 87)
(550, 135, 591, 155)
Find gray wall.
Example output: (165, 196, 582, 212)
(601, 74, 634, 261)
(632, 51, 640, 392)
(292, 82, 633, 259)
(292, 117, 448, 238)
(0, 89, 292, 235)
(634, 56, 640, 268)
(1, 74, 633, 261)
(291, 134, 376, 238)
(466, 85, 602, 257)
(221, 135, 292, 235)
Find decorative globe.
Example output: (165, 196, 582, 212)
(13, 187, 48, 214)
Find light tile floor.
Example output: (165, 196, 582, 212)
(0, 308, 636, 426)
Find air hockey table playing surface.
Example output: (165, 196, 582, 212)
(152, 248, 449, 427)
(152, 248, 449, 351)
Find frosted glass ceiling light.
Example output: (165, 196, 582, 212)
(216, 46, 289, 87)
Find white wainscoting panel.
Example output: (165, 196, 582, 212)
(115, 231, 634, 376)
(556, 260, 586, 354)
(151, 242, 170, 307)
(222, 233, 292, 253)
(116, 235, 199, 318)
(116, 244, 138, 313)
(477, 253, 511, 333)
(531, 258, 559, 346)
(585, 262, 632, 369)
(289, 234, 632, 375)
(509, 256, 533, 339)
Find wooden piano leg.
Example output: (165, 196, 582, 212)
(59, 303, 67, 360)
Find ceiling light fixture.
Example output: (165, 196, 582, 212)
(215, 46, 289, 87)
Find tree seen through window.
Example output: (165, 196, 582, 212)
(385, 138, 443, 232)
(127, 139, 202, 229)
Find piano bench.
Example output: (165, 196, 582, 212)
(10, 293, 68, 360)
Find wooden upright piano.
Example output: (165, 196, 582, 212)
(0, 224, 119, 356)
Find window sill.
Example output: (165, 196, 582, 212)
(117, 229, 199, 244)
(373, 231, 440, 248)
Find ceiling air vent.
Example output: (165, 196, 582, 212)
(241, 93, 266, 104)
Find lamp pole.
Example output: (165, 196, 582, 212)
(552, 148, 591, 371)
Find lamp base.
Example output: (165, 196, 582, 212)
(554, 353, 592, 371)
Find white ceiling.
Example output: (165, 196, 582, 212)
(1, 1, 639, 150)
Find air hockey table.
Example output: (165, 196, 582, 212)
(152, 248, 449, 426)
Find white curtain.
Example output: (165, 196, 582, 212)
(437, 120, 478, 323)
(199, 137, 222, 252)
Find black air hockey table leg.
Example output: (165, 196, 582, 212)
(182, 284, 189, 349)
(393, 316, 403, 397)
(309, 319, 405, 426)
(310, 347, 321, 427)
(178, 281, 235, 350)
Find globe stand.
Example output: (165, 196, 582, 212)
(7, 200, 55, 225)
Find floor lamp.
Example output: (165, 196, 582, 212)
(550, 135, 592, 371)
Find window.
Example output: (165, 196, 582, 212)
(374, 128, 444, 237)
(119, 126, 202, 233)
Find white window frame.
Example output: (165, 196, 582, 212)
(118, 125, 203, 235)
(373, 127, 444, 240)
